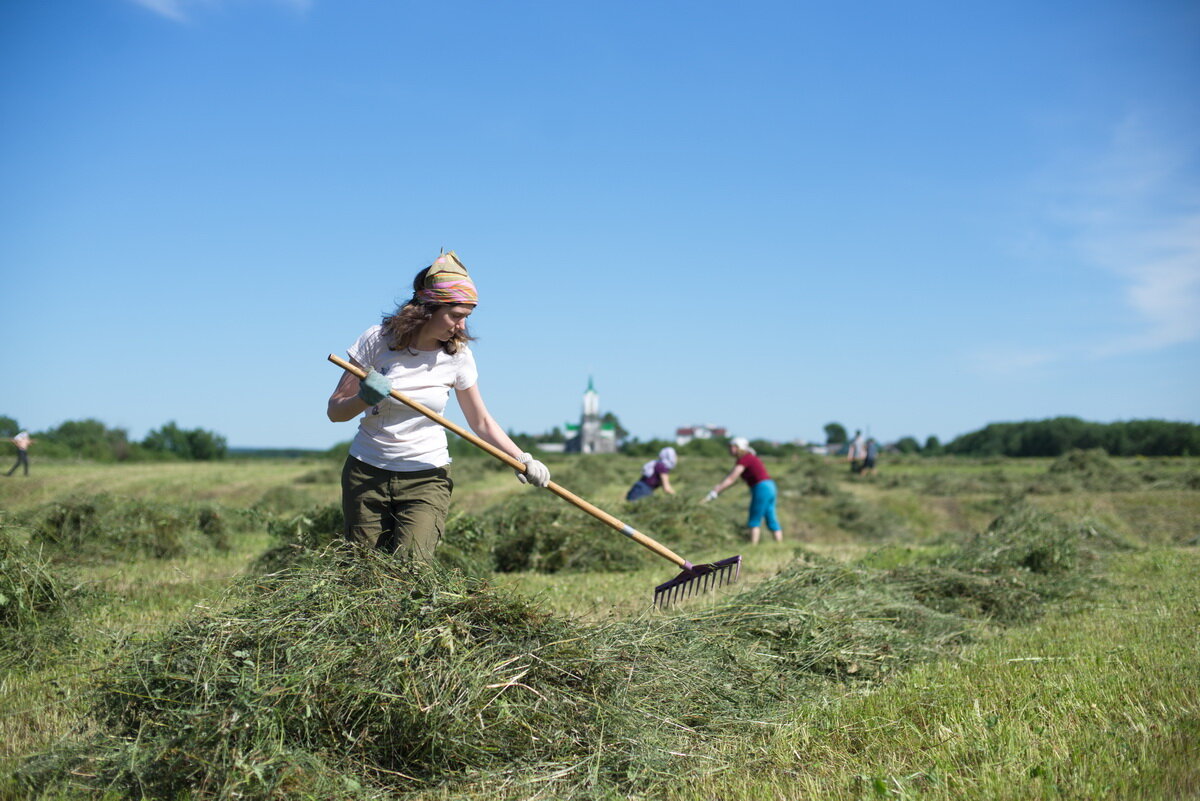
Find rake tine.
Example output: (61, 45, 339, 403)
(653, 555, 743, 609)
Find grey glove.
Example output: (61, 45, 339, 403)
(357, 369, 391, 406)
(515, 452, 551, 488)
(703, 489, 719, 503)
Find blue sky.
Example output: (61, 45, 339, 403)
(1, 0, 1197, 450)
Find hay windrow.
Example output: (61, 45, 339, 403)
(23, 494, 254, 562)
(17, 500, 1106, 799)
(1038, 448, 1140, 492)
(885, 502, 1118, 623)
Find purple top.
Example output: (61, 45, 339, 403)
(643, 460, 671, 489)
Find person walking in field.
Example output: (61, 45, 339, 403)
(847, 429, 866, 474)
(5, 430, 33, 477)
(625, 446, 677, 501)
(703, 437, 783, 544)
(327, 251, 551, 559)
(861, 437, 879, 477)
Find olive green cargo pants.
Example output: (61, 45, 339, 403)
(341, 456, 453, 560)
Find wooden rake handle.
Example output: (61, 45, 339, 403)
(328, 354, 694, 570)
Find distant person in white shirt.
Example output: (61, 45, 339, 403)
(6, 430, 33, 477)
(327, 251, 551, 560)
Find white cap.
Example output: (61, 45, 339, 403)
(731, 436, 750, 451)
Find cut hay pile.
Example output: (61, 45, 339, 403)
(18, 503, 1107, 799)
(492, 492, 740, 574)
(21, 551, 654, 799)
(888, 502, 1119, 623)
(1037, 447, 1139, 492)
(24, 495, 253, 562)
(0, 525, 78, 667)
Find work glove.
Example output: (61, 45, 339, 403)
(703, 489, 719, 503)
(515, 453, 551, 488)
(357, 369, 392, 406)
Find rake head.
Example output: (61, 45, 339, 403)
(654, 555, 742, 609)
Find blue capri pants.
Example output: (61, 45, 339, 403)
(747, 479, 780, 531)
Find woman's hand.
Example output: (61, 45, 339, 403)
(358, 369, 391, 405)
(516, 453, 551, 487)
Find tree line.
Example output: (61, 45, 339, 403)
(0, 416, 227, 462)
(938, 417, 1200, 457)
(5, 414, 1197, 462)
(824, 417, 1198, 458)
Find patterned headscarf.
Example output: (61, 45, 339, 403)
(415, 251, 478, 305)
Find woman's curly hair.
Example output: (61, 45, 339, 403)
(381, 266, 476, 355)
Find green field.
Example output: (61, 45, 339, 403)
(1, 452, 1197, 799)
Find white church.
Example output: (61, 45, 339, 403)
(563, 377, 618, 454)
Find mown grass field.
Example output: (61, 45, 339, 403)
(1, 451, 1197, 800)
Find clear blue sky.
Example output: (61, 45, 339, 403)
(2, 0, 1197, 450)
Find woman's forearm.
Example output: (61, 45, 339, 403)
(328, 395, 369, 422)
(471, 416, 524, 460)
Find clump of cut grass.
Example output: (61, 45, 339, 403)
(490, 491, 740, 574)
(253, 502, 345, 573)
(619, 493, 743, 549)
(886, 501, 1119, 624)
(0, 525, 78, 667)
(489, 492, 648, 573)
(434, 511, 498, 576)
(1036, 448, 1138, 492)
(885, 564, 1044, 624)
(23, 495, 246, 562)
(19, 550, 648, 799)
(952, 501, 1092, 575)
(667, 555, 978, 684)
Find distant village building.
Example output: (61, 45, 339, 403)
(564, 377, 618, 454)
(675, 424, 727, 446)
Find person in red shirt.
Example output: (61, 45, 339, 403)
(704, 437, 783, 544)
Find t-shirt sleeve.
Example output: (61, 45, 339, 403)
(455, 347, 479, 390)
(347, 325, 383, 368)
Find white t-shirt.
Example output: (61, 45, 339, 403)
(346, 325, 478, 471)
